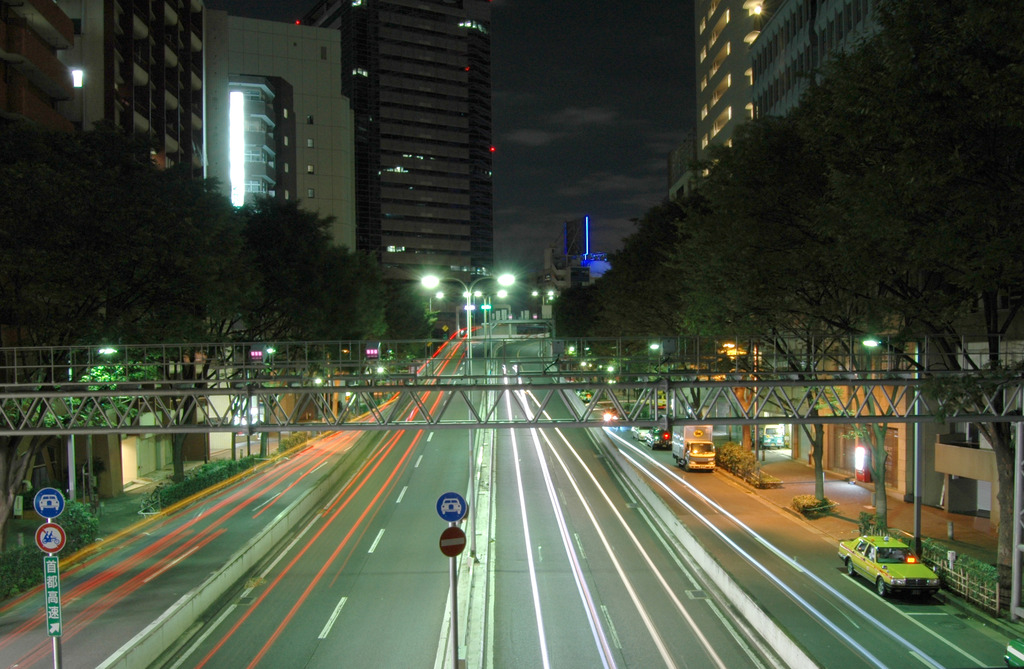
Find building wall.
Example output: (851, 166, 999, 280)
(0, 0, 74, 131)
(205, 11, 355, 249)
(751, 0, 877, 118)
(304, 0, 494, 276)
(694, 0, 762, 160)
(59, 0, 205, 172)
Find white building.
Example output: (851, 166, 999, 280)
(205, 11, 356, 249)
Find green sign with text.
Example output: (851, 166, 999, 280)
(43, 556, 62, 637)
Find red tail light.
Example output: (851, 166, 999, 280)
(661, 432, 671, 441)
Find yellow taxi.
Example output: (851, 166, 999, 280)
(838, 535, 940, 598)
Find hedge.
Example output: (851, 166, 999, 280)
(717, 441, 783, 489)
(1, 500, 99, 599)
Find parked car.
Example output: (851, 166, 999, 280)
(838, 535, 940, 598)
(645, 428, 673, 450)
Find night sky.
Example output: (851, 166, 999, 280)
(204, 0, 695, 271)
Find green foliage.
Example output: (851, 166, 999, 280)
(0, 501, 99, 599)
(0, 544, 40, 599)
(715, 442, 780, 487)
(791, 494, 836, 518)
(61, 501, 100, 554)
(278, 432, 312, 453)
(154, 457, 258, 508)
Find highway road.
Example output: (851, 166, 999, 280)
(605, 429, 1012, 669)
(1, 333, 1014, 668)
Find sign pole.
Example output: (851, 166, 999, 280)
(33, 488, 66, 669)
(449, 529, 459, 669)
(436, 492, 468, 668)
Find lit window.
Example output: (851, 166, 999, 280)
(72, 69, 84, 88)
(307, 188, 315, 198)
(307, 138, 314, 148)
(386, 245, 406, 253)
(307, 164, 315, 174)
(353, 68, 369, 77)
(306, 115, 314, 124)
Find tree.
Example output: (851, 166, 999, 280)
(0, 123, 247, 547)
(596, 200, 688, 336)
(795, 0, 1024, 584)
(239, 198, 386, 340)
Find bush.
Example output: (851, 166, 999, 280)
(278, 432, 312, 453)
(155, 456, 258, 508)
(717, 442, 780, 487)
(0, 501, 99, 599)
(791, 494, 836, 518)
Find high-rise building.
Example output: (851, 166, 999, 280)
(59, 0, 205, 173)
(0, 0, 74, 132)
(751, 0, 877, 118)
(693, 0, 763, 160)
(303, 0, 494, 278)
(204, 12, 356, 248)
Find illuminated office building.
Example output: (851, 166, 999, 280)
(205, 12, 355, 248)
(303, 0, 494, 277)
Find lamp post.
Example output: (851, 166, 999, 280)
(421, 273, 515, 360)
(420, 272, 514, 560)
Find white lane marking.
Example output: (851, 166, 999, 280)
(507, 382, 614, 669)
(612, 432, 971, 668)
(600, 605, 623, 649)
(506, 412, 553, 669)
(168, 604, 237, 669)
(415, 455, 423, 468)
(318, 596, 349, 639)
(143, 546, 199, 583)
(368, 529, 385, 553)
(254, 492, 282, 511)
(396, 485, 408, 503)
(427, 432, 434, 442)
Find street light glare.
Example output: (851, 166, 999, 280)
(497, 273, 515, 287)
(421, 275, 440, 289)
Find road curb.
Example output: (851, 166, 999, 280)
(600, 433, 818, 669)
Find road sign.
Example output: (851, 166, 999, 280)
(43, 556, 62, 637)
(33, 487, 65, 519)
(35, 523, 66, 554)
(439, 526, 466, 557)
(436, 491, 467, 523)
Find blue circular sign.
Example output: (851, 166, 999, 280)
(33, 487, 65, 519)
(436, 491, 467, 523)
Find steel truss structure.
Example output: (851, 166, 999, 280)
(5, 336, 1024, 618)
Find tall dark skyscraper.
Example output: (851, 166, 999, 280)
(304, 0, 494, 278)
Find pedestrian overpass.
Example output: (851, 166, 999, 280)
(4, 334, 1024, 618)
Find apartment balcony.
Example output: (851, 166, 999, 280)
(2, 0, 73, 49)
(164, 2, 179, 27)
(164, 44, 178, 69)
(133, 14, 148, 39)
(133, 62, 148, 86)
(133, 110, 150, 133)
(165, 89, 178, 111)
(191, 0, 203, 12)
(0, 24, 73, 99)
(191, 111, 202, 131)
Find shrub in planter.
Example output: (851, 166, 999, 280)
(791, 494, 836, 518)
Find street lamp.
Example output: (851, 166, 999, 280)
(421, 273, 515, 358)
(419, 272, 515, 562)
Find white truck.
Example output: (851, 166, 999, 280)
(672, 425, 716, 471)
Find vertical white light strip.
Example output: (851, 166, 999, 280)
(229, 91, 245, 207)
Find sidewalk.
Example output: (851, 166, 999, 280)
(751, 449, 998, 565)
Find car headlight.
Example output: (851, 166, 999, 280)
(891, 578, 906, 586)
(927, 579, 939, 586)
